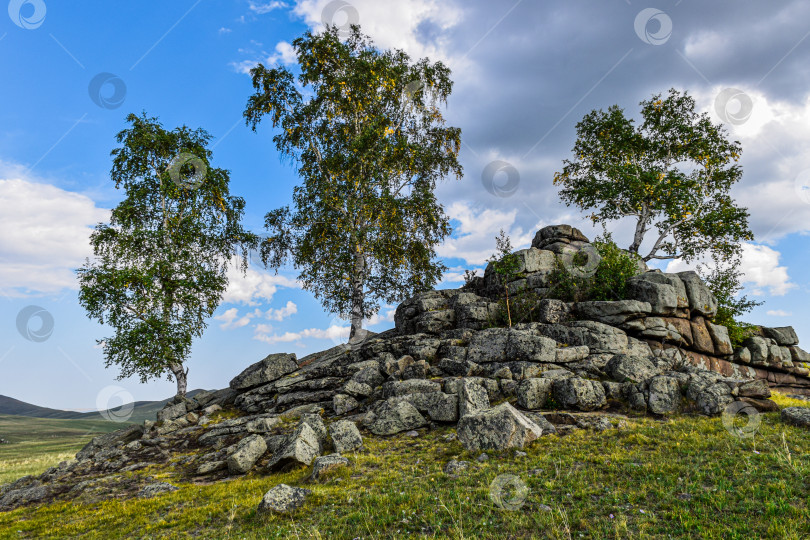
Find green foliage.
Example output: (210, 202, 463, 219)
(243, 25, 462, 338)
(700, 251, 762, 347)
(488, 285, 547, 327)
(486, 230, 522, 327)
(554, 88, 753, 265)
(77, 113, 256, 395)
(548, 237, 642, 302)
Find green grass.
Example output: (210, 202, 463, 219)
(0, 414, 133, 484)
(1, 396, 809, 538)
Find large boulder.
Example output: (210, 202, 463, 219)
(605, 354, 661, 384)
(459, 378, 491, 417)
(76, 425, 143, 461)
(367, 399, 427, 436)
(626, 274, 679, 316)
(574, 300, 652, 326)
(646, 376, 681, 415)
(257, 484, 311, 514)
(677, 271, 717, 318)
(230, 353, 299, 391)
(329, 420, 363, 453)
(310, 454, 349, 481)
(226, 434, 267, 474)
(516, 378, 554, 410)
(266, 423, 321, 470)
(781, 407, 810, 428)
(552, 377, 606, 411)
(456, 403, 543, 451)
(761, 326, 799, 347)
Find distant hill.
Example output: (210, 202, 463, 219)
(0, 389, 210, 425)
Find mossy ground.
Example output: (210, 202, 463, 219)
(1, 394, 809, 539)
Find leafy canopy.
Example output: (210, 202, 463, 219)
(243, 25, 462, 334)
(554, 88, 753, 263)
(77, 113, 255, 394)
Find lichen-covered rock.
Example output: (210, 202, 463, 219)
(329, 420, 363, 453)
(456, 403, 543, 451)
(157, 402, 188, 422)
(736, 379, 771, 399)
(627, 274, 679, 316)
(227, 434, 267, 474)
(516, 378, 554, 410)
(695, 383, 734, 416)
(257, 484, 311, 513)
(552, 377, 606, 411)
(605, 354, 661, 384)
(266, 423, 321, 470)
(646, 376, 681, 415)
(382, 379, 442, 398)
(138, 482, 178, 498)
(781, 407, 810, 428)
(367, 399, 427, 436)
(459, 378, 490, 417)
(444, 459, 470, 475)
(310, 454, 349, 481)
(229, 353, 298, 391)
(574, 300, 652, 326)
(762, 326, 800, 347)
(76, 425, 143, 461)
(332, 394, 360, 415)
(677, 271, 717, 318)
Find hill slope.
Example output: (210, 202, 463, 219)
(0, 389, 210, 424)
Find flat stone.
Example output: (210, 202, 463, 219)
(781, 407, 810, 428)
(230, 353, 299, 391)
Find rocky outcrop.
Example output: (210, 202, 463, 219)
(3, 223, 809, 515)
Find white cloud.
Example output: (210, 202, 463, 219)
(231, 41, 297, 74)
(738, 243, 795, 296)
(766, 309, 792, 316)
(218, 27, 232, 35)
(665, 242, 795, 297)
(249, 1, 288, 14)
(253, 323, 349, 345)
(291, 0, 464, 64)
(265, 300, 298, 321)
(0, 169, 109, 296)
(437, 200, 537, 265)
(222, 263, 299, 305)
(213, 307, 252, 329)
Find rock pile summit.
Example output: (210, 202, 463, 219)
(2, 224, 809, 512)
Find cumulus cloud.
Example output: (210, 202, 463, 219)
(230, 41, 297, 74)
(665, 242, 795, 297)
(222, 263, 299, 305)
(766, 309, 792, 317)
(265, 300, 298, 321)
(0, 168, 109, 296)
(249, 1, 288, 14)
(213, 307, 253, 329)
(252, 306, 394, 345)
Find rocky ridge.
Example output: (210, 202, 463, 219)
(2, 224, 809, 513)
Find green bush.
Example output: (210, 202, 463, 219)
(548, 237, 642, 302)
(713, 306, 759, 348)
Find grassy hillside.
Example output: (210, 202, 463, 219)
(0, 414, 130, 485)
(0, 394, 809, 538)
(0, 389, 210, 425)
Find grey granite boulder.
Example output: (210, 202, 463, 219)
(367, 399, 427, 436)
(781, 407, 810, 428)
(552, 377, 606, 411)
(762, 326, 799, 347)
(329, 420, 363, 453)
(516, 378, 554, 410)
(605, 354, 661, 384)
(257, 484, 311, 513)
(456, 403, 543, 451)
(459, 378, 490, 417)
(646, 376, 681, 415)
(627, 274, 679, 316)
(310, 454, 349, 481)
(227, 434, 267, 474)
(266, 423, 320, 470)
(574, 300, 652, 326)
(229, 353, 298, 391)
(677, 271, 717, 318)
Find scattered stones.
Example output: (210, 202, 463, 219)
(138, 482, 178, 498)
(444, 460, 470, 475)
(257, 484, 311, 514)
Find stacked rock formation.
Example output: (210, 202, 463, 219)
(2, 224, 809, 512)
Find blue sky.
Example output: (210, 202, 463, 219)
(2, 0, 810, 410)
